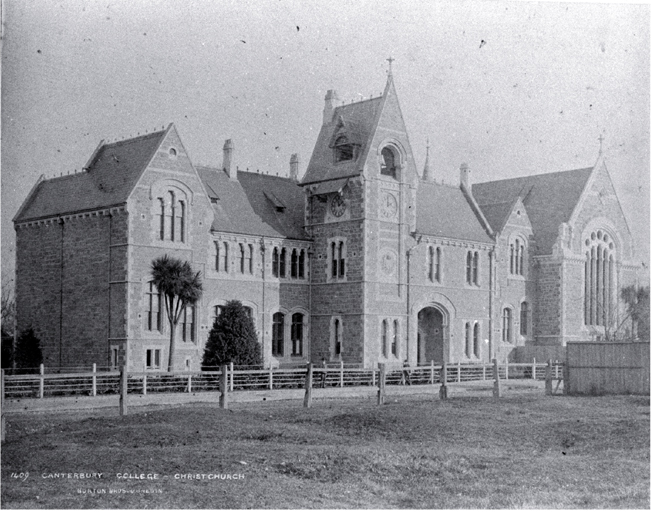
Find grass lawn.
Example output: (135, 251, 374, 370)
(1, 393, 649, 509)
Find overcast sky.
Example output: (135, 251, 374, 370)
(2, 0, 649, 287)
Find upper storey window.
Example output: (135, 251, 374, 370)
(156, 190, 186, 243)
(380, 147, 397, 179)
(335, 136, 354, 162)
(510, 237, 526, 276)
(584, 230, 616, 327)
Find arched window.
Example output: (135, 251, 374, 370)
(466, 252, 473, 284)
(331, 240, 346, 279)
(333, 318, 342, 356)
(335, 136, 354, 162)
(291, 249, 298, 278)
(435, 247, 441, 282)
(145, 281, 162, 332)
(380, 147, 397, 178)
(211, 305, 223, 327)
(382, 320, 388, 357)
(214, 242, 220, 271)
(298, 250, 305, 279)
(584, 230, 615, 327)
(465, 322, 472, 358)
(392, 320, 398, 356)
(157, 199, 165, 240)
(291, 313, 304, 356)
(510, 237, 526, 276)
(239, 243, 246, 274)
(473, 252, 479, 284)
(179, 304, 195, 343)
(166, 191, 175, 240)
(428, 247, 434, 282)
(176, 201, 185, 243)
(338, 242, 345, 277)
(280, 248, 287, 278)
(272, 313, 284, 357)
(222, 242, 229, 272)
(247, 244, 254, 274)
(520, 302, 529, 336)
(272, 247, 279, 277)
(473, 322, 480, 358)
(502, 308, 513, 343)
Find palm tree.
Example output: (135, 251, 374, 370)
(151, 255, 203, 371)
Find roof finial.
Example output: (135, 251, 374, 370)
(422, 138, 433, 182)
(386, 56, 394, 76)
(598, 133, 605, 155)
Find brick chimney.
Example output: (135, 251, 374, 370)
(289, 153, 300, 182)
(223, 139, 235, 180)
(323, 89, 339, 125)
(460, 163, 470, 190)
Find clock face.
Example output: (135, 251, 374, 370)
(330, 194, 346, 217)
(381, 192, 398, 219)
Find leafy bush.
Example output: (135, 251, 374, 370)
(202, 300, 261, 368)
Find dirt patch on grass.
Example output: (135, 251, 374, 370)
(2, 395, 649, 509)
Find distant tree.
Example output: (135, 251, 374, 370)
(621, 285, 650, 342)
(202, 300, 261, 368)
(2, 282, 16, 369)
(14, 328, 42, 372)
(151, 255, 203, 372)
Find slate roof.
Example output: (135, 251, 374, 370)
(196, 167, 309, 240)
(416, 181, 493, 244)
(472, 167, 593, 254)
(302, 96, 383, 185)
(14, 130, 166, 222)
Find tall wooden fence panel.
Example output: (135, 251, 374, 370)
(566, 342, 650, 395)
(511, 345, 567, 363)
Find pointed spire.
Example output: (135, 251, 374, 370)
(422, 138, 433, 182)
(598, 133, 605, 156)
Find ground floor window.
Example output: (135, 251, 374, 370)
(272, 312, 284, 357)
(291, 313, 304, 356)
(146, 349, 161, 370)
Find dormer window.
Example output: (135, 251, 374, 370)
(380, 147, 397, 178)
(335, 136, 354, 162)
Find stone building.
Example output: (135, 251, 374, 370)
(13, 74, 639, 370)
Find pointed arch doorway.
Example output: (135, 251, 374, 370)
(417, 306, 448, 364)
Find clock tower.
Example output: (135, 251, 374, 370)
(302, 71, 419, 367)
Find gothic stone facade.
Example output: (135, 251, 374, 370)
(14, 75, 639, 371)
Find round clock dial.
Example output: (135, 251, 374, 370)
(381, 192, 398, 218)
(330, 194, 346, 217)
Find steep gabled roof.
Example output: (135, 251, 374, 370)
(416, 181, 493, 244)
(472, 166, 593, 254)
(14, 130, 167, 222)
(197, 167, 309, 240)
(302, 96, 384, 185)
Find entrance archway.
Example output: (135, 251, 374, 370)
(417, 306, 448, 364)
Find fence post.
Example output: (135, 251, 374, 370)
(371, 367, 376, 387)
(119, 365, 128, 416)
(492, 359, 501, 398)
(220, 364, 229, 409)
(142, 364, 147, 395)
(555, 361, 559, 380)
(303, 363, 313, 408)
(1, 369, 5, 443)
(269, 366, 273, 390)
(339, 360, 344, 387)
(563, 361, 569, 395)
(505, 360, 509, 380)
(91, 363, 97, 397)
(38, 364, 44, 399)
(430, 360, 434, 384)
(229, 362, 234, 392)
(457, 361, 461, 382)
(482, 363, 486, 381)
(187, 373, 192, 393)
(545, 359, 552, 395)
(377, 363, 386, 405)
(532, 358, 536, 380)
(439, 362, 448, 400)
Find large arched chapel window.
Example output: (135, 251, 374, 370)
(584, 230, 616, 327)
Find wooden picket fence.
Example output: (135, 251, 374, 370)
(2, 360, 561, 400)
